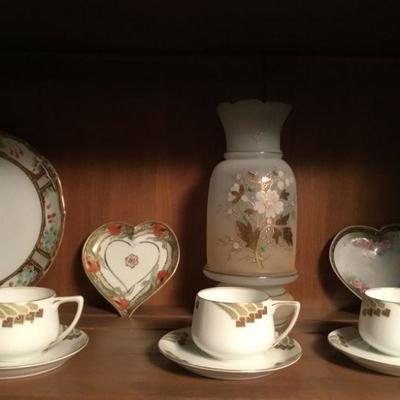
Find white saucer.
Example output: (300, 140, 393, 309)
(328, 326, 400, 376)
(158, 327, 302, 380)
(0, 326, 89, 379)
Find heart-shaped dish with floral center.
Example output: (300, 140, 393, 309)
(329, 224, 400, 299)
(82, 221, 180, 317)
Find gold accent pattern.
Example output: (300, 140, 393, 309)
(362, 296, 391, 318)
(329, 333, 348, 347)
(274, 336, 296, 350)
(163, 331, 189, 346)
(215, 302, 267, 328)
(65, 327, 83, 340)
(0, 303, 44, 328)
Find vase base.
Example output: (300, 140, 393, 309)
(203, 268, 298, 287)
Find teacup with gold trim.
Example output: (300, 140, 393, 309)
(0, 287, 83, 361)
(359, 287, 400, 356)
(191, 286, 300, 360)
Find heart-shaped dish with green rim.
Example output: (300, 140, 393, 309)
(82, 221, 180, 317)
(329, 224, 400, 299)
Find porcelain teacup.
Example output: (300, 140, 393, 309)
(0, 287, 84, 361)
(359, 287, 400, 356)
(191, 286, 300, 360)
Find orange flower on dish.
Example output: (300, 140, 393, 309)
(156, 270, 171, 285)
(86, 257, 100, 273)
(108, 223, 122, 236)
(153, 224, 168, 238)
(115, 298, 129, 311)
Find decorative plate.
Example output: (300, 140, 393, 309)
(328, 327, 400, 377)
(0, 325, 88, 380)
(329, 225, 400, 299)
(159, 327, 302, 380)
(0, 132, 65, 288)
(82, 221, 180, 317)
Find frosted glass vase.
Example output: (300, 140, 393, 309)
(204, 99, 298, 293)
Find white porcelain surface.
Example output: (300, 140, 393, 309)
(0, 287, 83, 361)
(328, 326, 400, 376)
(191, 287, 300, 360)
(329, 224, 400, 298)
(0, 160, 42, 273)
(359, 287, 400, 356)
(0, 325, 88, 380)
(0, 132, 65, 288)
(206, 99, 297, 280)
(159, 327, 302, 380)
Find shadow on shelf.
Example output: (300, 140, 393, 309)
(145, 341, 194, 378)
(318, 238, 359, 314)
(311, 333, 384, 376)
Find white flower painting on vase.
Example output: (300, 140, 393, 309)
(214, 168, 295, 274)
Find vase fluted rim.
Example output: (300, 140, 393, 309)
(216, 98, 292, 155)
(217, 98, 292, 114)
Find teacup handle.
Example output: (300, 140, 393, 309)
(46, 296, 84, 350)
(270, 300, 301, 348)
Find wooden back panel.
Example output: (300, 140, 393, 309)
(1, 54, 399, 313)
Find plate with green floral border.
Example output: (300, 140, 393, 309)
(329, 224, 400, 299)
(0, 131, 65, 288)
(82, 221, 180, 317)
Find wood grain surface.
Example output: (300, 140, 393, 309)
(0, 54, 399, 315)
(0, 309, 399, 400)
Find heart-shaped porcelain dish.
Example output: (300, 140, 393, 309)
(329, 224, 400, 299)
(82, 221, 180, 317)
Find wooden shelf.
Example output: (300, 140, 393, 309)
(2, 306, 399, 399)
(64, 303, 358, 333)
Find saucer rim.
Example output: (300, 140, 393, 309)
(0, 326, 89, 370)
(158, 327, 302, 374)
(0, 363, 63, 380)
(328, 326, 400, 367)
